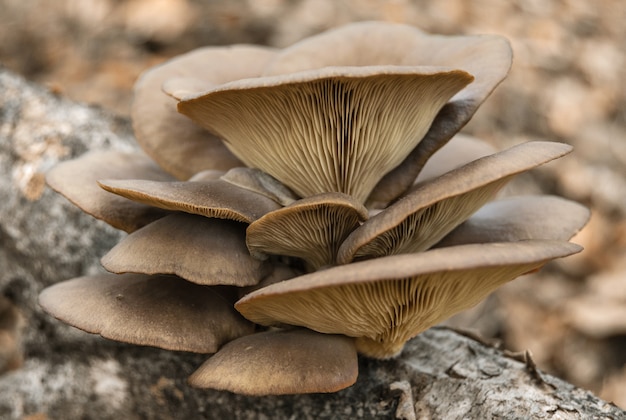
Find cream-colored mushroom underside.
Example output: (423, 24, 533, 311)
(180, 71, 470, 203)
(241, 262, 542, 359)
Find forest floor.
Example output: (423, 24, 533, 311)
(1, 0, 625, 409)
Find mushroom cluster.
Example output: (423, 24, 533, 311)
(39, 22, 589, 395)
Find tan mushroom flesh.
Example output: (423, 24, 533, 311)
(39, 273, 254, 353)
(236, 240, 582, 358)
(188, 328, 358, 395)
(102, 213, 272, 286)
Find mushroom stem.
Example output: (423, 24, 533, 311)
(355, 336, 406, 359)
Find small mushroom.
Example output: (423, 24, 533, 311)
(99, 174, 282, 224)
(132, 45, 277, 180)
(101, 213, 272, 286)
(219, 167, 299, 206)
(188, 328, 358, 395)
(39, 273, 254, 353)
(246, 193, 368, 270)
(46, 150, 174, 232)
(435, 195, 591, 247)
(236, 240, 582, 358)
(337, 141, 572, 263)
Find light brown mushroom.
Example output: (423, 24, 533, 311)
(337, 141, 572, 264)
(101, 213, 272, 286)
(98, 173, 283, 224)
(246, 193, 368, 270)
(46, 150, 174, 232)
(132, 45, 277, 180)
(435, 195, 591, 248)
(188, 328, 358, 395)
(39, 273, 254, 353)
(177, 66, 472, 203)
(236, 240, 582, 358)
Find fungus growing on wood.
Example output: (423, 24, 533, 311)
(39, 21, 588, 395)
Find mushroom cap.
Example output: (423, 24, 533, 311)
(99, 174, 282, 224)
(177, 66, 473, 203)
(39, 273, 254, 353)
(246, 192, 368, 270)
(436, 195, 591, 247)
(132, 45, 277, 180)
(102, 213, 272, 286)
(188, 328, 358, 395)
(236, 240, 582, 358)
(46, 150, 174, 232)
(337, 141, 572, 263)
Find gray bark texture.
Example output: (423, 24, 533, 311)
(0, 68, 623, 419)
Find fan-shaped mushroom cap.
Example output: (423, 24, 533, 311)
(188, 328, 358, 395)
(436, 195, 591, 248)
(39, 274, 254, 353)
(99, 174, 283, 224)
(46, 150, 174, 232)
(177, 66, 472, 203)
(132, 45, 277, 180)
(337, 141, 572, 264)
(236, 240, 582, 359)
(246, 193, 368, 270)
(102, 213, 271, 286)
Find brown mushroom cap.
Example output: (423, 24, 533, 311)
(188, 328, 358, 395)
(246, 193, 368, 270)
(39, 273, 254, 353)
(177, 66, 473, 203)
(132, 45, 277, 180)
(46, 150, 174, 232)
(350, 22, 513, 205)
(98, 173, 283, 224)
(337, 141, 572, 264)
(236, 240, 582, 358)
(435, 195, 591, 248)
(219, 167, 299, 206)
(101, 213, 272, 286)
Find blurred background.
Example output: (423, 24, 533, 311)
(1, 0, 625, 408)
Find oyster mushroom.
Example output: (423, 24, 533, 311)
(39, 274, 254, 353)
(38, 21, 589, 396)
(101, 213, 272, 287)
(236, 241, 582, 358)
(188, 328, 358, 395)
(246, 192, 368, 270)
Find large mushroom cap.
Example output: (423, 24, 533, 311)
(39, 274, 254, 353)
(176, 66, 472, 203)
(102, 213, 272, 286)
(188, 328, 358, 395)
(236, 240, 582, 358)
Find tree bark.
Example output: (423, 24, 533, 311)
(0, 68, 623, 419)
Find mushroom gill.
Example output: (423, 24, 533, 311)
(236, 241, 582, 358)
